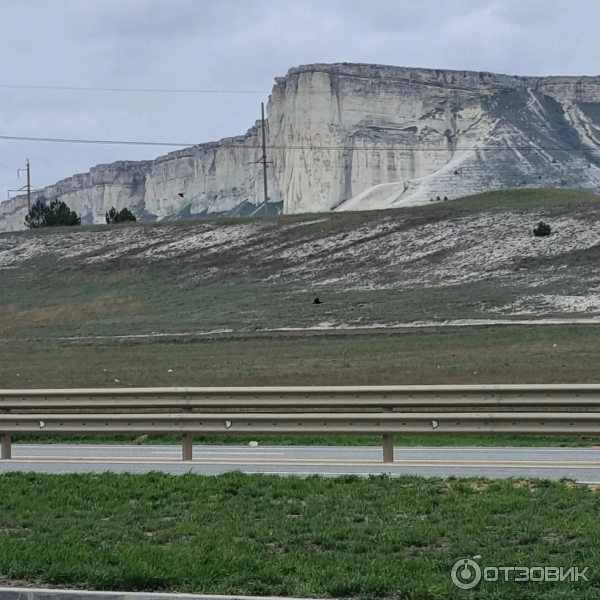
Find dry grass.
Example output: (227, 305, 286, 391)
(1, 325, 599, 388)
(0, 299, 144, 334)
(105, 272, 135, 285)
(4, 325, 600, 447)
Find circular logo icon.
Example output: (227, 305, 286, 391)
(451, 559, 482, 590)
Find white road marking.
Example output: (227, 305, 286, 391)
(7, 458, 600, 469)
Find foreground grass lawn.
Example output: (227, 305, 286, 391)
(0, 473, 598, 599)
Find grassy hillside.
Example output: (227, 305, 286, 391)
(414, 188, 600, 213)
(1, 188, 600, 339)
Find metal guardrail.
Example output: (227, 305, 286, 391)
(1, 385, 600, 463)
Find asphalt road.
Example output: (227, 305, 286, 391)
(1, 444, 600, 482)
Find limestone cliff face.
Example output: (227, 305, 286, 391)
(2, 63, 600, 232)
(270, 64, 600, 213)
(143, 123, 264, 219)
(0, 161, 152, 230)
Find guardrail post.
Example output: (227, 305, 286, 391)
(182, 434, 193, 461)
(382, 407, 394, 464)
(1, 434, 11, 460)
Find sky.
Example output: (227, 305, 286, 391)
(1, 0, 599, 203)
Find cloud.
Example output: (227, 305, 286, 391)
(65, 0, 270, 49)
(0, 0, 599, 204)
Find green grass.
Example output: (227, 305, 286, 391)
(416, 188, 600, 215)
(12, 433, 600, 448)
(0, 472, 598, 599)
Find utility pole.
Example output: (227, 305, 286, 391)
(261, 102, 269, 216)
(17, 159, 31, 212)
(26, 159, 31, 213)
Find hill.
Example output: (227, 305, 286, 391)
(2, 63, 600, 231)
(1, 189, 600, 339)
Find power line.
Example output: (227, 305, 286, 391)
(0, 133, 599, 152)
(0, 134, 191, 148)
(0, 83, 542, 96)
(0, 83, 438, 95)
(0, 84, 268, 94)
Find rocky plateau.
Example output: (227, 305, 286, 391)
(2, 62, 600, 232)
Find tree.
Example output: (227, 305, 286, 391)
(105, 207, 118, 224)
(105, 206, 137, 224)
(45, 199, 81, 227)
(24, 199, 81, 230)
(533, 221, 552, 237)
(24, 200, 47, 229)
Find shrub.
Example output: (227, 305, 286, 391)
(533, 221, 552, 237)
(24, 199, 81, 229)
(106, 207, 137, 224)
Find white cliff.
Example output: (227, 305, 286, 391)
(2, 63, 600, 232)
(143, 123, 264, 219)
(270, 64, 600, 213)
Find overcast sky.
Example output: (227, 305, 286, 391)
(1, 0, 599, 203)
